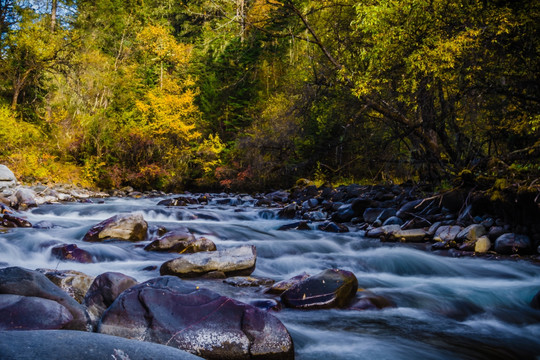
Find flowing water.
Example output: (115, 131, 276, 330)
(1, 195, 540, 359)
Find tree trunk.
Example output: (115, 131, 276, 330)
(51, 0, 57, 32)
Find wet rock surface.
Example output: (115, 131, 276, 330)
(0, 267, 89, 331)
(84, 272, 138, 329)
(281, 269, 358, 309)
(83, 213, 148, 242)
(0, 330, 203, 360)
(98, 276, 294, 359)
(160, 245, 257, 278)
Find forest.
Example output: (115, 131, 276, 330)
(0, 0, 539, 192)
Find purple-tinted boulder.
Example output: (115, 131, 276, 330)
(0, 294, 73, 330)
(84, 272, 138, 328)
(0, 267, 89, 330)
(98, 276, 294, 359)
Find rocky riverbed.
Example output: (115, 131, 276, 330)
(1, 165, 540, 359)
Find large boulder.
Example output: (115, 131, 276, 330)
(0, 295, 73, 330)
(160, 245, 257, 278)
(0, 330, 202, 360)
(98, 276, 294, 359)
(84, 272, 138, 329)
(145, 229, 216, 253)
(0, 165, 16, 190)
(494, 233, 531, 255)
(281, 269, 358, 309)
(0, 267, 89, 330)
(83, 213, 148, 242)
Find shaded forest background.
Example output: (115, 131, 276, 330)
(0, 0, 539, 192)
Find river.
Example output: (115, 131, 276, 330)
(1, 195, 539, 359)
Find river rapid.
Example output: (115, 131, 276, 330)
(1, 195, 539, 359)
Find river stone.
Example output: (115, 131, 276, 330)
(386, 229, 429, 242)
(0, 165, 16, 190)
(51, 244, 93, 263)
(160, 245, 257, 278)
(494, 233, 531, 255)
(40, 269, 95, 304)
(0, 267, 89, 330)
(223, 276, 275, 287)
(474, 236, 492, 253)
(84, 272, 138, 329)
(433, 225, 462, 242)
(350, 291, 395, 311)
(281, 269, 358, 309)
(456, 224, 486, 243)
(366, 224, 401, 238)
(0, 330, 203, 360)
(13, 188, 37, 210)
(98, 276, 294, 359)
(0, 294, 73, 330)
(331, 204, 355, 223)
(267, 273, 311, 294)
(83, 213, 148, 242)
(318, 221, 349, 233)
(2, 213, 32, 227)
(145, 229, 216, 253)
(382, 216, 404, 226)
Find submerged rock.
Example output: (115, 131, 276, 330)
(83, 213, 148, 242)
(160, 245, 257, 278)
(281, 269, 358, 309)
(98, 276, 294, 359)
(0, 267, 89, 331)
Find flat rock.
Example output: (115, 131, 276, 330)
(160, 245, 257, 278)
(83, 213, 148, 242)
(433, 225, 462, 242)
(281, 269, 358, 309)
(0, 267, 89, 330)
(386, 229, 429, 242)
(223, 276, 275, 287)
(0, 330, 202, 360)
(98, 276, 294, 359)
